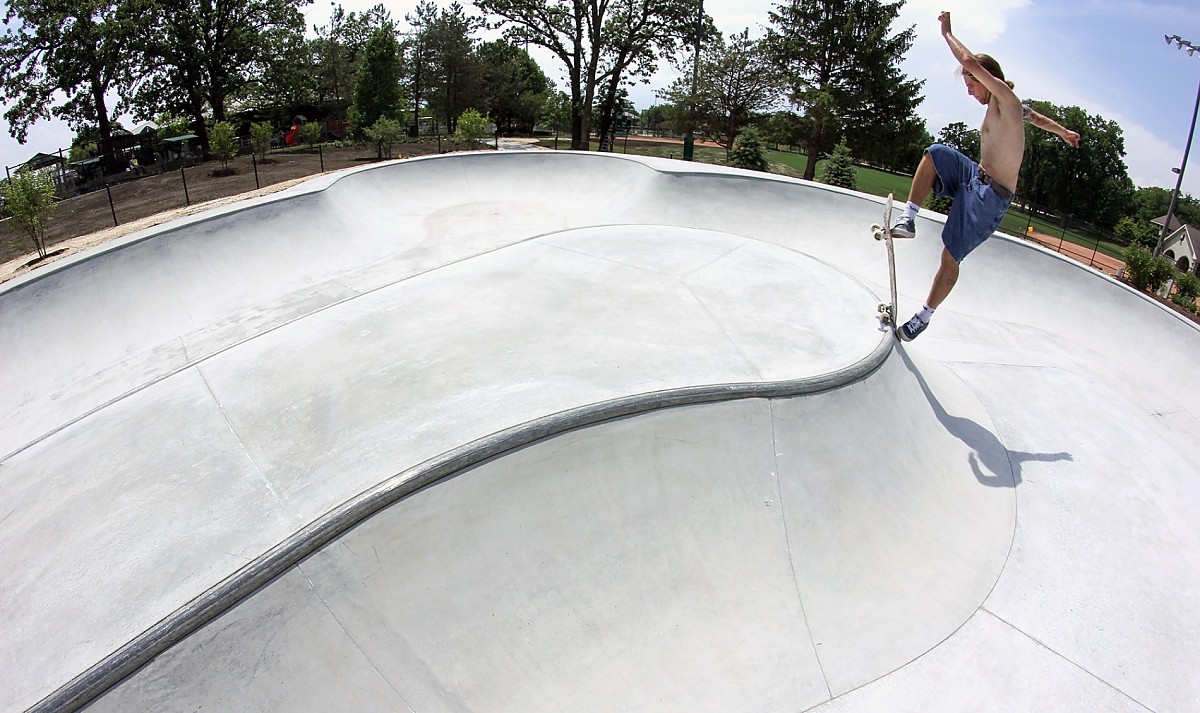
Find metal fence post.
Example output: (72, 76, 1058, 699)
(181, 166, 190, 206)
(105, 183, 118, 227)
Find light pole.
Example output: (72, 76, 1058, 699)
(1155, 34, 1200, 258)
(683, 0, 704, 161)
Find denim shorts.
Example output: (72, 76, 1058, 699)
(926, 143, 1011, 262)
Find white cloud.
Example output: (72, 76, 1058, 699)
(900, 0, 1032, 44)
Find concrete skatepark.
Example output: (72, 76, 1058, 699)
(1, 149, 1197, 712)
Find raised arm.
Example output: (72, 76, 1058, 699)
(1025, 107, 1082, 147)
(939, 12, 1018, 106)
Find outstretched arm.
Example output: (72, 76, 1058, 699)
(1025, 106, 1082, 147)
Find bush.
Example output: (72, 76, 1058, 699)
(819, 137, 856, 190)
(729, 126, 770, 172)
(250, 122, 273, 161)
(301, 122, 322, 148)
(365, 117, 404, 159)
(454, 109, 491, 145)
(0, 170, 57, 259)
(1172, 271, 1200, 313)
(924, 194, 952, 214)
(1114, 215, 1159, 249)
(1123, 244, 1175, 292)
(208, 121, 237, 172)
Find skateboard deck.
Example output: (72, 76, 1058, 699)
(870, 193, 900, 336)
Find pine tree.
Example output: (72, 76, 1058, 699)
(820, 137, 856, 190)
(765, 0, 924, 179)
(355, 24, 404, 129)
(729, 127, 770, 172)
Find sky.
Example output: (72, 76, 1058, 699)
(1, 0, 1198, 198)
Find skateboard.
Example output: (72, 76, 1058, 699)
(870, 192, 900, 335)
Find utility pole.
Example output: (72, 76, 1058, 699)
(1155, 34, 1200, 258)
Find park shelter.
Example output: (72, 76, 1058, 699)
(1153, 213, 1200, 274)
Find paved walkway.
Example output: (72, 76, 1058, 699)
(2, 152, 1197, 712)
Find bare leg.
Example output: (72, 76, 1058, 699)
(907, 152, 937, 206)
(925, 248, 960, 308)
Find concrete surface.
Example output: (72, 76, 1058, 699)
(0, 150, 1196, 712)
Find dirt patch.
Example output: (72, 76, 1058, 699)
(0, 140, 485, 284)
(1024, 229, 1125, 277)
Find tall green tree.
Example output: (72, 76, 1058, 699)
(1019, 101, 1133, 229)
(354, 23, 405, 131)
(135, 0, 309, 156)
(477, 40, 551, 133)
(937, 121, 980, 160)
(475, 0, 698, 150)
(765, 0, 923, 180)
(0, 0, 149, 173)
(404, 0, 438, 136)
(426, 2, 485, 134)
(591, 0, 700, 153)
(311, 4, 392, 113)
(659, 29, 781, 155)
(1130, 186, 1200, 228)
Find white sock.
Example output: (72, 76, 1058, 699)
(918, 305, 935, 323)
(905, 202, 921, 221)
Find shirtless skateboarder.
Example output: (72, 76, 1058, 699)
(891, 11, 1081, 341)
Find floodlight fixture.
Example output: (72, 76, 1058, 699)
(1154, 33, 1200, 257)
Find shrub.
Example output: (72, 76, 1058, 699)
(729, 126, 770, 172)
(924, 194, 953, 214)
(454, 109, 491, 145)
(819, 137, 856, 190)
(1123, 244, 1175, 292)
(1172, 271, 1200, 313)
(0, 170, 57, 259)
(365, 117, 404, 159)
(208, 121, 237, 172)
(1114, 215, 1159, 249)
(301, 122, 323, 148)
(250, 122, 273, 161)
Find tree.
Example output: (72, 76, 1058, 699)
(454, 108, 492, 144)
(250, 122, 274, 161)
(365, 116, 404, 158)
(765, 0, 924, 180)
(729, 126, 770, 172)
(542, 90, 572, 139)
(937, 121, 980, 160)
(312, 4, 394, 114)
(590, 0, 700, 153)
(135, 0, 309, 157)
(425, 2, 485, 135)
(404, 0, 438, 137)
(0, 0, 148, 174)
(659, 29, 781, 154)
(475, 0, 698, 150)
(355, 24, 404, 132)
(1129, 186, 1200, 228)
(208, 121, 238, 173)
(1019, 101, 1133, 229)
(477, 40, 551, 133)
(820, 137, 856, 189)
(0, 170, 58, 259)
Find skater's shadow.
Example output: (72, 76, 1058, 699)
(897, 346, 1072, 487)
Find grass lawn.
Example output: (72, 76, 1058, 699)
(535, 138, 1125, 261)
